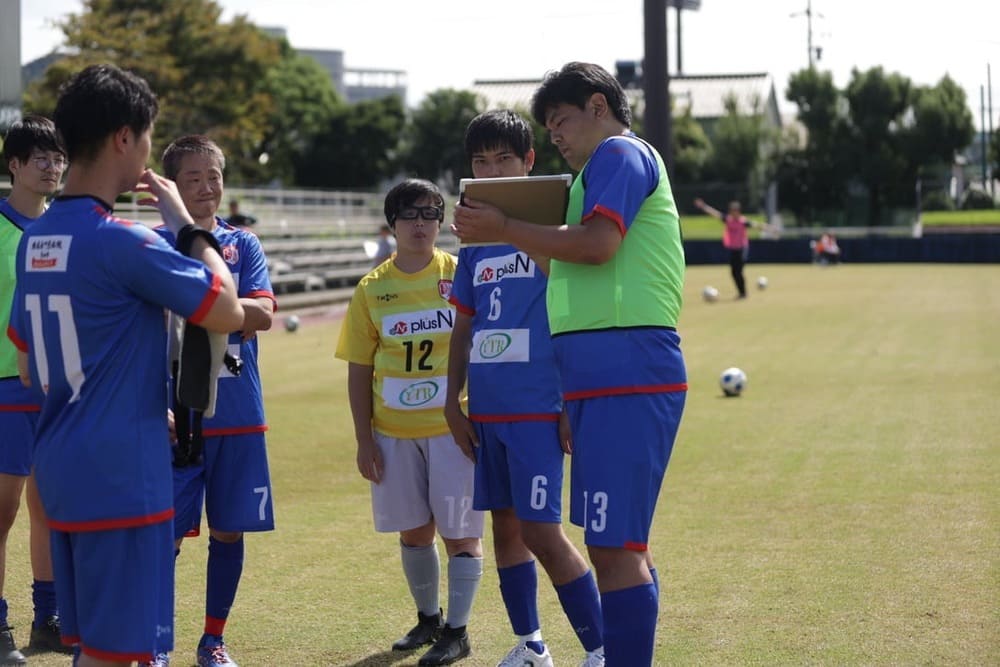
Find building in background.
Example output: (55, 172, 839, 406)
(0, 0, 22, 129)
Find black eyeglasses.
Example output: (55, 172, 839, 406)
(394, 205, 443, 222)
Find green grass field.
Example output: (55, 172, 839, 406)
(6, 264, 999, 666)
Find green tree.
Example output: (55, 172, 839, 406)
(401, 89, 484, 191)
(296, 95, 406, 188)
(843, 67, 913, 223)
(671, 105, 711, 183)
(259, 48, 342, 182)
(22, 0, 283, 183)
(782, 67, 852, 222)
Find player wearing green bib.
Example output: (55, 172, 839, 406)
(453, 62, 687, 667)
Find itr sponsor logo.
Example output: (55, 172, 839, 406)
(478, 332, 512, 359)
(399, 380, 440, 407)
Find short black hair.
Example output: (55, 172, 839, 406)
(53, 63, 158, 163)
(383, 179, 445, 228)
(162, 134, 226, 181)
(464, 110, 533, 161)
(3, 114, 65, 184)
(530, 62, 632, 127)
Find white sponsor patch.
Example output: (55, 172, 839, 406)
(381, 375, 448, 410)
(473, 251, 535, 286)
(470, 328, 530, 364)
(382, 307, 455, 337)
(26, 235, 72, 272)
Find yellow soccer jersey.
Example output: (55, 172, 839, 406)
(336, 248, 464, 438)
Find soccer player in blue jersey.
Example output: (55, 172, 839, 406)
(446, 110, 604, 667)
(0, 115, 70, 663)
(7, 63, 245, 667)
(155, 135, 276, 667)
(453, 63, 687, 666)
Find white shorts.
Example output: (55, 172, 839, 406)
(370, 431, 484, 539)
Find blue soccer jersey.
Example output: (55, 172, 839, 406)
(7, 196, 223, 530)
(449, 245, 560, 421)
(156, 218, 275, 434)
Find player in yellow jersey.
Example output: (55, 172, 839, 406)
(336, 179, 484, 666)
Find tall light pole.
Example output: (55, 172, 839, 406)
(666, 0, 701, 76)
(644, 0, 672, 174)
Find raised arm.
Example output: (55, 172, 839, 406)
(693, 198, 724, 220)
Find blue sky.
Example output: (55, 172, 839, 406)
(19, 0, 1000, 127)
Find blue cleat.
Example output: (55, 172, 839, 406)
(197, 635, 238, 667)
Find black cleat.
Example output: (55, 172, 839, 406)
(29, 615, 73, 654)
(417, 624, 470, 666)
(0, 626, 26, 665)
(392, 610, 443, 652)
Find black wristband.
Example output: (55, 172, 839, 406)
(175, 224, 222, 257)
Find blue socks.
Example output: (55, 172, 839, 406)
(601, 583, 658, 666)
(555, 570, 604, 652)
(32, 579, 58, 627)
(498, 560, 540, 636)
(204, 536, 244, 637)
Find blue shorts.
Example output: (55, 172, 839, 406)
(566, 391, 686, 550)
(473, 420, 564, 523)
(51, 521, 174, 661)
(174, 432, 274, 537)
(0, 410, 37, 476)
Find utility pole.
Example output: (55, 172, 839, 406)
(791, 0, 822, 69)
(981, 86, 988, 190)
(988, 63, 995, 197)
(644, 0, 673, 175)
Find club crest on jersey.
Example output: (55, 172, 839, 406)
(26, 235, 72, 272)
(473, 252, 534, 286)
(222, 244, 239, 264)
(438, 279, 453, 300)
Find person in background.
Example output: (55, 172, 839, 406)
(225, 199, 256, 228)
(693, 198, 765, 299)
(372, 223, 397, 267)
(0, 114, 71, 664)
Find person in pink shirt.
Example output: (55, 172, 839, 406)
(694, 198, 764, 299)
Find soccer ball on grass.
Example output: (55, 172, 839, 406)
(284, 314, 300, 333)
(702, 286, 720, 302)
(757, 276, 768, 290)
(719, 367, 747, 397)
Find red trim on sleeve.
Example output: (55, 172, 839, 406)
(449, 296, 475, 316)
(582, 205, 627, 237)
(6, 325, 28, 353)
(246, 289, 277, 312)
(47, 507, 174, 532)
(470, 413, 560, 423)
(188, 272, 223, 325)
(564, 383, 688, 401)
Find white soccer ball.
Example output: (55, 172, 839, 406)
(284, 314, 300, 333)
(757, 276, 769, 290)
(720, 367, 747, 397)
(702, 286, 719, 302)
